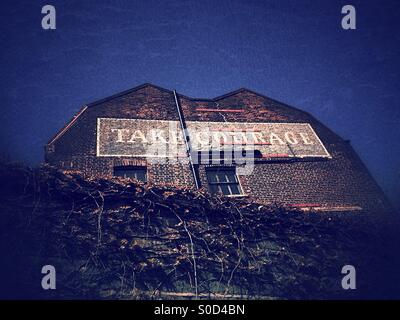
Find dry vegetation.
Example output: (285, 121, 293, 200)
(0, 162, 399, 299)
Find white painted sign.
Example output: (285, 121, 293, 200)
(96, 118, 331, 159)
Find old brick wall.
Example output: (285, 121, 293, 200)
(45, 85, 195, 188)
(45, 84, 392, 212)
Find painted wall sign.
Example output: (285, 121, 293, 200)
(186, 121, 331, 158)
(96, 118, 331, 158)
(97, 118, 185, 158)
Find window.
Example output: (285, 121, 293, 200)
(206, 167, 242, 196)
(113, 166, 147, 182)
(195, 149, 262, 164)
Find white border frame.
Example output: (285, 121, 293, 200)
(96, 118, 331, 159)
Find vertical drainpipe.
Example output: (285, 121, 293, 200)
(173, 90, 200, 189)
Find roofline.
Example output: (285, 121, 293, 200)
(87, 83, 175, 107)
(47, 105, 88, 145)
(210, 87, 347, 141)
(213, 87, 313, 116)
(83, 83, 307, 115)
(46, 82, 347, 146)
(82, 83, 303, 106)
(212, 88, 252, 100)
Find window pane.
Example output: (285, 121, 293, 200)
(114, 166, 147, 182)
(207, 172, 218, 183)
(229, 184, 240, 195)
(136, 171, 146, 182)
(209, 185, 219, 194)
(226, 173, 237, 183)
(219, 184, 230, 195)
(217, 172, 228, 182)
(206, 167, 242, 196)
(126, 171, 137, 178)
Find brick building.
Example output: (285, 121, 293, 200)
(45, 83, 390, 212)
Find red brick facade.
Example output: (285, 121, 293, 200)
(45, 83, 391, 212)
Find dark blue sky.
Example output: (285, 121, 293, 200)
(0, 0, 399, 208)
